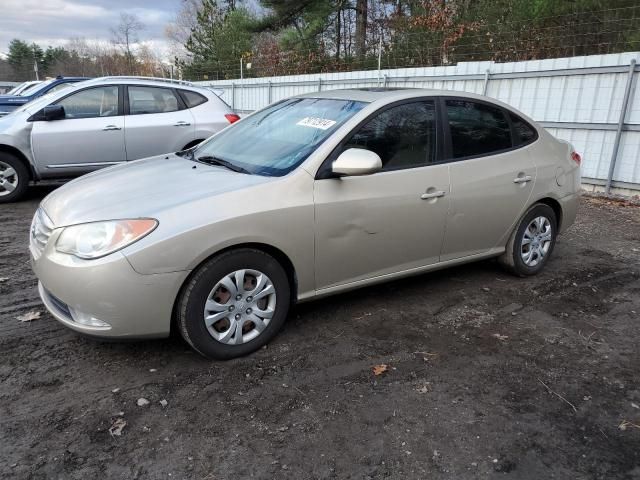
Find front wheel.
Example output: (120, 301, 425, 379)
(177, 248, 290, 359)
(499, 203, 558, 276)
(0, 153, 29, 203)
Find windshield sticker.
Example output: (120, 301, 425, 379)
(296, 116, 337, 130)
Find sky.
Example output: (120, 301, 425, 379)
(0, 0, 180, 59)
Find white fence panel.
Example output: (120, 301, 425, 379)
(198, 52, 640, 192)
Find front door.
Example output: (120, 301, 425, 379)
(31, 85, 125, 176)
(439, 98, 537, 261)
(313, 100, 450, 291)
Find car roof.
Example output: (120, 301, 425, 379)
(296, 87, 498, 103)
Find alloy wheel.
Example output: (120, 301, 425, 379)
(0, 160, 19, 197)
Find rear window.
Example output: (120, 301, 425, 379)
(179, 90, 208, 108)
(510, 113, 537, 145)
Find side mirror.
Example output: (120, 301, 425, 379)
(332, 148, 382, 177)
(43, 105, 65, 121)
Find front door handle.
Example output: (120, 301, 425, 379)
(513, 175, 532, 184)
(421, 190, 446, 200)
(174, 121, 191, 127)
(103, 125, 121, 131)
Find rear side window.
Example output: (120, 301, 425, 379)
(445, 99, 512, 159)
(179, 90, 208, 108)
(128, 86, 180, 115)
(510, 113, 537, 145)
(345, 101, 437, 170)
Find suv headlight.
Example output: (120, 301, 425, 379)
(56, 219, 157, 259)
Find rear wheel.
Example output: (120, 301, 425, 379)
(177, 248, 290, 359)
(0, 153, 29, 203)
(499, 203, 558, 276)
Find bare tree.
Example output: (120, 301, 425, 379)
(165, 0, 200, 61)
(111, 12, 145, 73)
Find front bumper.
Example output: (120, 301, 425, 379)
(32, 240, 190, 339)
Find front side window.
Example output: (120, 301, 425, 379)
(129, 86, 180, 115)
(345, 101, 437, 170)
(445, 100, 512, 159)
(193, 97, 366, 176)
(56, 86, 119, 119)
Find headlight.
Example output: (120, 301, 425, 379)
(56, 219, 157, 259)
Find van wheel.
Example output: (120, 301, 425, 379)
(177, 248, 290, 359)
(499, 203, 558, 276)
(0, 153, 29, 203)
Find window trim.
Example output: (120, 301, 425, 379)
(315, 96, 444, 180)
(124, 85, 187, 116)
(27, 85, 124, 121)
(440, 96, 539, 163)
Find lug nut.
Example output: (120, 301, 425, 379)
(246, 308, 252, 314)
(235, 314, 241, 320)
(228, 305, 235, 311)
(236, 294, 242, 300)
(246, 296, 253, 302)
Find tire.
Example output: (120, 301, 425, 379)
(177, 248, 290, 359)
(0, 153, 29, 203)
(499, 203, 558, 276)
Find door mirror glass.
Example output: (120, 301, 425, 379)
(332, 148, 382, 176)
(43, 105, 65, 121)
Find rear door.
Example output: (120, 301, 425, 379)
(439, 98, 537, 261)
(31, 85, 126, 176)
(124, 85, 195, 160)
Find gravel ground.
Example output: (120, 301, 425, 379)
(1, 187, 639, 480)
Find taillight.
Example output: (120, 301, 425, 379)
(571, 151, 581, 166)
(225, 113, 240, 124)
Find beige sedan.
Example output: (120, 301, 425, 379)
(31, 88, 581, 359)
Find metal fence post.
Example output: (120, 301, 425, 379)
(383, 74, 388, 88)
(231, 82, 236, 111)
(606, 59, 637, 194)
(268, 81, 272, 103)
(318, 78, 322, 92)
(482, 69, 491, 96)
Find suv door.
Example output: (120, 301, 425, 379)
(124, 85, 195, 160)
(314, 100, 450, 291)
(439, 98, 537, 261)
(31, 85, 125, 176)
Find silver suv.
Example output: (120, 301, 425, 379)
(0, 77, 238, 202)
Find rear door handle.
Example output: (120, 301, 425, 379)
(421, 190, 446, 200)
(103, 125, 121, 131)
(513, 175, 532, 184)
(174, 121, 191, 127)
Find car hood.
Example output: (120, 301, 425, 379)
(42, 154, 275, 227)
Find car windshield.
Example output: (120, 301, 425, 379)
(192, 97, 366, 176)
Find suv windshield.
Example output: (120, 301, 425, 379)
(192, 97, 366, 176)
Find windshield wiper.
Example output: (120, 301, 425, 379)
(196, 155, 251, 175)
(175, 148, 195, 158)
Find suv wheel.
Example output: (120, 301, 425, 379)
(499, 203, 558, 276)
(0, 153, 29, 203)
(177, 248, 291, 359)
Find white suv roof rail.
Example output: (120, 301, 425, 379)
(96, 76, 195, 86)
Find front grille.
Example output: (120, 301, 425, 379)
(30, 208, 54, 259)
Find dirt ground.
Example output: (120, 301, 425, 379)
(1, 187, 639, 480)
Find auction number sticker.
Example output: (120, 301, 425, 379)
(296, 116, 337, 130)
